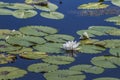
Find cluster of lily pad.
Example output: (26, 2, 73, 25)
(0, 1, 64, 19)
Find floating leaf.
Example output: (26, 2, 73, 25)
(112, 0, 120, 7)
(12, 9, 37, 19)
(91, 56, 120, 68)
(106, 29, 120, 36)
(70, 64, 104, 74)
(109, 48, 120, 57)
(34, 2, 58, 11)
(19, 52, 48, 59)
(19, 26, 57, 36)
(0, 2, 9, 8)
(0, 8, 13, 15)
(0, 67, 27, 80)
(93, 77, 120, 80)
(25, 0, 47, 4)
(42, 56, 75, 65)
(40, 11, 64, 19)
(0, 54, 16, 64)
(28, 63, 58, 73)
(45, 34, 74, 43)
(44, 70, 86, 80)
(105, 16, 120, 22)
(78, 2, 109, 9)
(7, 3, 34, 9)
(79, 45, 105, 54)
(80, 39, 99, 45)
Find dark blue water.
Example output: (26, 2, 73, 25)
(0, 0, 120, 80)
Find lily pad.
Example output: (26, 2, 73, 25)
(78, 2, 109, 9)
(105, 16, 120, 22)
(34, 2, 58, 11)
(106, 29, 120, 36)
(19, 26, 58, 36)
(7, 3, 34, 9)
(79, 45, 105, 54)
(70, 64, 104, 74)
(0, 54, 16, 64)
(0, 67, 27, 80)
(0, 2, 9, 8)
(93, 77, 120, 80)
(28, 63, 58, 73)
(91, 56, 120, 68)
(80, 39, 99, 45)
(12, 9, 37, 19)
(40, 11, 64, 19)
(45, 34, 74, 43)
(112, 0, 120, 7)
(19, 52, 48, 59)
(44, 70, 86, 80)
(109, 48, 120, 57)
(25, 0, 48, 4)
(0, 8, 13, 15)
(33, 43, 63, 53)
(42, 56, 75, 65)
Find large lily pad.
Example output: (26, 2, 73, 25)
(93, 77, 120, 80)
(19, 52, 48, 59)
(28, 63, 58, 73)
(40, 11, 64, 19)
(0, 67, 27, 80)
(44, 70, 86, 80)
(78, 2, 109, 9)
(91, 56, 120, 68)
(42, 56, 75, 65)
(112, 0, 120, 7)
(109, 48, 120, 57)
(19, 26, 57, 36)
(45, 34, 74, 43)
(0, 54, 16, 64)
(0, 8, 13, 15)
(12, 9, 37, 19)
(33, 43, 63, 53)
(70, 64, 104, 74)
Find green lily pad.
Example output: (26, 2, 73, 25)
(34, 2, 58, 11)
(91, 56, 120, 68)
(0, 54, 16, 64)
(0, 2, 9, 8)
(19, 26, 58, 36)
(28, 63, 58, 73)
(0, 41, 21, 52)
(105, 16, 120, 22)
(112, 0, 120, 7)
(93, 77, 120, 80)
(25, 0, 47, 4)
(0, 8, 13, 15)
(80, 39, 99, 45)
(70, 64, 104, 74)
(7, 3, 34, 9)
(109, 48, 120, 57)
(40, 11, 64, 19)
(44, 70, 86, 80)
(12, 9, 37, 19)
(0, 67, 27, 80)
(79, 45, 105, 54)
(19, 52, 48, 59)
(42, 56, 75, 65)
(45, 34, 74, 43)
(106, 29, 120, 36)
(33, 43, 63, 53)
(78, 2, 109, 9)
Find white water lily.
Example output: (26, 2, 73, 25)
(80, 32, 89, 40)
(63, 41, 80, 50)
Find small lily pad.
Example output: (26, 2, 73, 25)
(25, 0, 48, 4)
(40, 11, 64, 19)
(0, 8, 13, 15)
(70, 64, 104, 74)
(105, 16, 120, 22)
(93, 77, 120, 80)
(19, 26, 58, 36)
(112, 0, 120, 7)
(78, 2, 109, 9)
(42, 56, 75, 65)
(0, 67, 27, 80)
(0, 54, 16, 64)
(28, 63, 58, 73)
(109, 48, 120, 57)
(91, 56, 120, 68)
(44, 70, 86, 80)
(12, 9, 37, 19)
(19, 52, 48, 59)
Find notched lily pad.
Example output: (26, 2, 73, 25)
(28, 63, 58, 73)
(19, 52, 48, 60)
(0, 67, 27, 80)
(0, 54, 16, 64)
(91, 56, 120, 68)
(19, 26, 58, 36)
(94, 77, 120, 80)
(42, 56, 75, 65)
(40, 11, 64, 19)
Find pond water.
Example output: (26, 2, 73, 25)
(0, 0, 120, 80)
